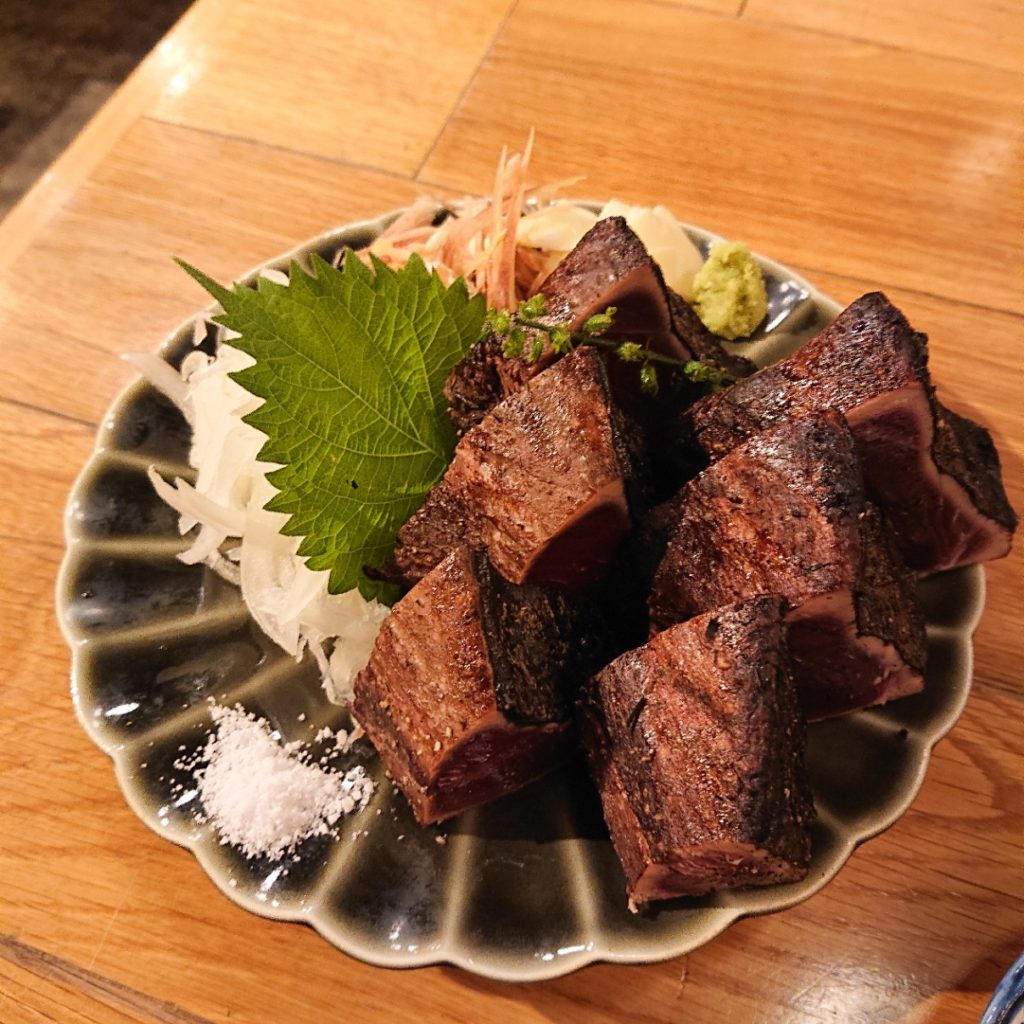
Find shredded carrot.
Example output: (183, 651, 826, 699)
(362, 133, 564, 309)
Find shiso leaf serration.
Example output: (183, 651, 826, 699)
(178, 251, 486, 601)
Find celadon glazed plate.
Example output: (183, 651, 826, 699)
(57, 209, 984, 981)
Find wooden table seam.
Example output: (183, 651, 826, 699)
(131, 116, 423, 192)
(138, 0, 1024, 197)
(623, 0, 750, 23)
(1, 398, 98, 430)
(785, 265, 1024, 322)
(33, 114, 1024, 329)
(740, 11, 1024, 74)
(0, 0, 236, 276)
(0, 936, 217, 1024)
(413, 0, 522, 180)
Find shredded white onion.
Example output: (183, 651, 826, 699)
(140, 321, 389, 704)
(123, 352, 194, 424)
(147, 467, 245, 538)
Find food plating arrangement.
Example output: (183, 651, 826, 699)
(61, 146, 1017, 975)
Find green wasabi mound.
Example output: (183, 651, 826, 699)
(692, 241, 768, 340)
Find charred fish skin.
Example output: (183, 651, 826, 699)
(666, 289, 754, 382)
(924, 402, 1018, 568)
(352, 546, 588, 825)
(386, 347, 641, 592)
(679, 291, 1017, 573)
(444, 216, 753, 435)
(442, 332, 507, 437)
(475, 550, 578, 725)
(651, 410, 866, 629)
(579, 596, 814, 905)
(649, 410, 926, 719)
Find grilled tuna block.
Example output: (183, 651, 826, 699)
(353, 546, 590, 824)
(385, 346, 639, 590)
(445, 216, 752, 434)
(650, 411, 926, 720)
(580, 596, 814, 905)
(679, 292, 1017, 573)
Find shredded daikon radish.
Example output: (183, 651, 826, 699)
(122, 352, 194, 423)
(139, 326, 389, 704)
(147, 467, 245, 538)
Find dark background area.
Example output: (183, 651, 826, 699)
(0, 0, 193, 217)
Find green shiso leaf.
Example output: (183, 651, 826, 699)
(177, 251, 486, 603)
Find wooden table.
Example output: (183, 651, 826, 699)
(1, 1, 1021, 1020)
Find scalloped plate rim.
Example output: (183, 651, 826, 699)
(56, 207, 984, 982)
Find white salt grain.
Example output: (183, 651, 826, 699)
(196, 704, 373, 860)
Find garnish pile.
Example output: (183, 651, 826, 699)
(141, 144, 763, 706)
(180, 253, 485, 602)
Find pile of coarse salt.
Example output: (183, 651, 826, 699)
(195, 704, 373, 860)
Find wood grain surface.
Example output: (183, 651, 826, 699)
(744, 0, 1024, 73)
(1, 1, 1021, 1022)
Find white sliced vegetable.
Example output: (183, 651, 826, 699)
(598, 201, 704, 301)
(122, 353, 193, 424)
(516, 201, 598, 253)
(137, 338, 392, 704)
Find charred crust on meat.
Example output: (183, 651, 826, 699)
(386, 347, 642, 591)
(444, 216, 751, 435)
(853, 504, 927, 676)
(352, 546, 592, 824)
(579, 596, 814, 903)
(678, 292, 1016, 572)
(649, 410, 926, 719)
(931, 402, 1017, 538)
(473, 549, 577, 725)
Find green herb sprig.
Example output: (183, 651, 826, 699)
(483, 295, 733, 395)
